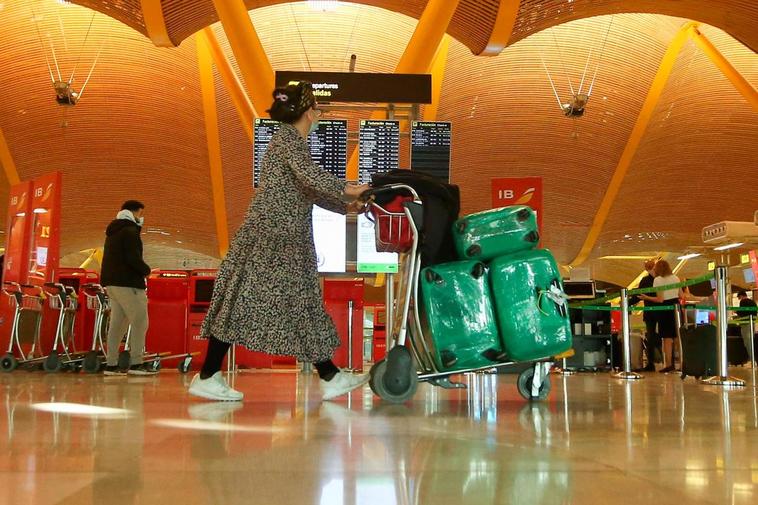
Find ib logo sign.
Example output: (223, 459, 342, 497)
(491, 177, 543, 231)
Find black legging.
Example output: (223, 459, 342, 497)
(200, 336, 339, 381)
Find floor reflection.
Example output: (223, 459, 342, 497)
(0, 368, 756, 505)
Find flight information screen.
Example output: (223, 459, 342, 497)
(358, 120, 400, 184)
(253, 119, 348, 187)
(308, 119, 348, 179)
(253, 118, 280, 188)
(411, 121, 451, 182)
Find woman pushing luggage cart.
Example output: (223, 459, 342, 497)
(363, 184, 572, 403)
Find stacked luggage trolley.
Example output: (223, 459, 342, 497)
(364, 183, 573, 403)
(1, 281, 195, 374)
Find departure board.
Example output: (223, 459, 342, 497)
(308, 119, 348, 179)
(358, 120, 400, 184)
(253, 118, 280, 188)
(411, 121, 452, 182)
(253, 119, 348, 187)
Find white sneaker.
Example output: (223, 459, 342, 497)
(188, 372, 244, 402)
(322, 371, 370, 401)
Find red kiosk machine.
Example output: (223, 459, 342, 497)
(145, 270, 189, 357)
(185, 270, 295, 370)
(323, 279, 365, 371)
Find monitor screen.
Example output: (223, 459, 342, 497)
(411, 121, 451, 182)
(313, 206, 346, 273)
(253, 118, 280, 188)
(743, 268, 756, 284)
(695, 310, 710, 325)
(358, 120, 400, 184)
(253, 119, 348, 187)
(194, 279, 215, 303)
(563, 281, 596, 299)
(356, 213, 399, 273)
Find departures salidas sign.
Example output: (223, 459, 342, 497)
(275, 71, 432, 104)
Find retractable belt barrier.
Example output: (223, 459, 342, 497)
(568, 272, 715, 309)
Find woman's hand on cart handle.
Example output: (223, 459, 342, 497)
(344, 183, 370, 200)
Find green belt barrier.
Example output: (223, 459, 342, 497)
(568, 272, 715, 309)
(576, 305, 678, 312)
(626, 272, 715, 296)
(689, 306, 757, 312)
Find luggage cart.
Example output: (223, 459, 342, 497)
(41, 283, 83, 372)
(80, 283, 110, 374)
(0, 282, 45, 372)
(364, 184, 553, 403)
(117, 324, 196, 374)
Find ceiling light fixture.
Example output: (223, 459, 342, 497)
(713, 242, 744, 251)
(677, 253, 702, 260)
(308, 0, 340, 12)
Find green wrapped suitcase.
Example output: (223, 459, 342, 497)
(489, 249, 572, 361)
(453, 206, 539, 262)
(420, 261, 505, 371)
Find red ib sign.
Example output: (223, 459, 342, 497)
(750, 250, 758, 285)
(491, 177, 543, 233)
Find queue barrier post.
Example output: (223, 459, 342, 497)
(701, 266, 745, 387)
(613, 288, 642, 380)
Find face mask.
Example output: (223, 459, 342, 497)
(137, 217, 144, 226)
(308, 117, 319, 135)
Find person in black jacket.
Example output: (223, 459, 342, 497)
(736, 290, 757, 362)
(100, 200, 155, 376)
(633, 259, 661, 371)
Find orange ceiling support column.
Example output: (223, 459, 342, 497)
(346, 0, 461, 180)
(139, 0, 175, 47)
(197, 28, 256, 141)
(0, 127, 21, 186)
(423, 35, 452, 122)
(197, 34, 231, 257)
(210, 0, 275, 119)
(568, 22, 698, 268)
(478, 0, 521, 56)
(688, 26, 758, 112)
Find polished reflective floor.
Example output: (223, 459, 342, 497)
(1, 367, 757, 505)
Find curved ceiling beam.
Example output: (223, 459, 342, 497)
(0, 126, 21, 185)
(197, 33, 231, 257)
(197, 28, 256, 141)
(423, 35, 452, 121)
(689, 26, 758, 112)
(568, 22, 699, 268)
(211, 0, 275, 119)
(139, 0, 175, 47)
(478, 0, 520, 56)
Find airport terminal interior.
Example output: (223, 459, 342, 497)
(0, 0, 757, 504)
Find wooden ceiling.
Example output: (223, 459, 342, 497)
(0, 1, 756, 286)
(68, 0, 758, 53)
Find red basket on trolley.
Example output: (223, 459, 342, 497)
(368, 195, 415, 253)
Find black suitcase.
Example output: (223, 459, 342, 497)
(679, 323, 718, 379)
(371, 170, 460, 267)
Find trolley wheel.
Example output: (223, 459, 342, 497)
(83, 351, 102, 374)
(369, 358, 418, 404)
(43, 353, 62, 373)
(517, 366, 551, 401)
(149, 359, 161, 372)
(1, 353, 18, 373)
(118, 350, 130, 371)
(178, 356, 192, 374)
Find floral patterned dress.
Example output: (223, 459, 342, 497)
(201, 123, 347, 363)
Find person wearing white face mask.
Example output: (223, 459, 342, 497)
(100, 200, 155, 376)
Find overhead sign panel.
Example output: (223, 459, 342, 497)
(275, 71, 432, 104)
